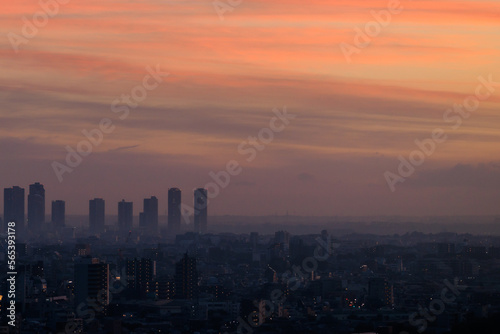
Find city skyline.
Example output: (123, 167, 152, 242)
(2, 182, 211, 234)
(3, 1, 500, 333)
(1, 1, 500, 217)
(2, 182, 213, 216)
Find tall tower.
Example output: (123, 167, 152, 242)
(118, 200, 133, 231)
(174, 253, 198, 300)
(74, 257, 109, 310)
(168, 188, 181, 235)
(368, 278, 394, 308)
(51, 200, 66, 228)
(89, 198, 105, 233)
(274, 230, 290, 252)
(140, 196, 158, 234)
(194, 188, 208, 234)
(126, 258, 156, 298)
(4, 186, 25, 232)
(28, 182, 45, 231)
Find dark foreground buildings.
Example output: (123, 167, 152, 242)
(174, 253, 198, 300)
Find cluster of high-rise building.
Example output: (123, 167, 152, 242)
(4, 183, 57, 235)
(6, 187, 500, 333)
(3, 183, 208, 236)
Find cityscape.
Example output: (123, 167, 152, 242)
(2, 0, 500, 333)
(1, 183, 500, 333)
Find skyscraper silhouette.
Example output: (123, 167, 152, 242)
(89, 198, 105, 233)
(4, 186, 25, 232)
(28, 182, 45, 231)
(368, 277, 394, 308)
(140, 196, 158, 234)
(174, 253, 198, 300)
(274, 230, 290, 252)
(51, 200, 65, 227)
(168, 188, 181, 235)
(194, 188, 208, 234)
(74, 257, 109, 310)
(118, 200, 133, 231)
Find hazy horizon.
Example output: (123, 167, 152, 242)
(2, 1, 500, 217)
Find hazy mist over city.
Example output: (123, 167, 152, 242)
(2, 1, 500, 333)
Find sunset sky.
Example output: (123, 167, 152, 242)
(1, 0, 500, 217)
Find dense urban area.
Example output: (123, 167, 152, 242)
(2, 184, 500, 333)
